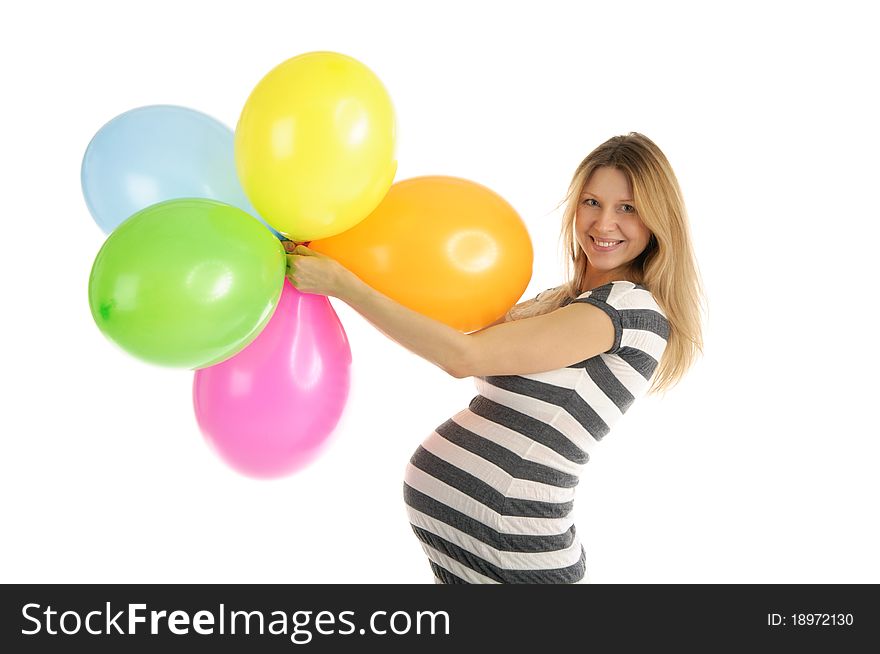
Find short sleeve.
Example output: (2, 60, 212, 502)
(568, 281, 669, 378)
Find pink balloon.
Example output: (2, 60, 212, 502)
(193, 279, 352, 478)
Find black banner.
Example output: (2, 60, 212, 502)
(1, 584, 874, 652)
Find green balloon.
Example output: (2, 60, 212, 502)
(89, 198, 286, 369)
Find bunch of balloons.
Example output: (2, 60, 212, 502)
(84, 51, 533, 479)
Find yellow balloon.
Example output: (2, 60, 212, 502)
(235, 52, 397, 241)
(310, 176, 533, 332)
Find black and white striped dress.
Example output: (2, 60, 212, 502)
(403, 280, 670, 583)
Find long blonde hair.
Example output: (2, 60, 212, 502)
(507, 132, 705, 395)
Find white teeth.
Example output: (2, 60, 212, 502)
(594, 239, 622, 247)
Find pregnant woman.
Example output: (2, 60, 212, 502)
(285, 132, 705, 584)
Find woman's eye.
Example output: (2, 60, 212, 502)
(582, 198, 635, 213)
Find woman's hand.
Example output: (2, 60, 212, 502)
(284, 242, 354, 298)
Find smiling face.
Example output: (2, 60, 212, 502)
(574, 166, 653, 289)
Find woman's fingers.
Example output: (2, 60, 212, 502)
(280, 239, 311, 253)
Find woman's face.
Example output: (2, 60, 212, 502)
(574, 166, 653, 282)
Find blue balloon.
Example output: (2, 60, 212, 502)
(81, 104, 283, 239)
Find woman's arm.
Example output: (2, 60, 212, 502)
(337, 274, 471, 378)
(287, 245, 611, 378)
(338, 275, 613, 378)
(463, 305, 614, 376)
(468, 295, 540, 335)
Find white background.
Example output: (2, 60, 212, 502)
(1, 0, 877, 584)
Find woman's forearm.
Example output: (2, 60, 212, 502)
(336, 274, 470, 378)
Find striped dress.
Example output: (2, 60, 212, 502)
(403, 280, 670, 583)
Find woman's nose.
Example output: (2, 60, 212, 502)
(594, 209, 618, 230)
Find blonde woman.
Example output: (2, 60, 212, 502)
(285, 132, 704, 584)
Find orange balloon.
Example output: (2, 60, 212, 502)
(310, 176, 533, 332)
